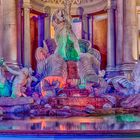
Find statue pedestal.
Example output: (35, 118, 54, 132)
(57, 97, 110, 109)
(0, 97, 34, 113)
(67, 61, 79, 79)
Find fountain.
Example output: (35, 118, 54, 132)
(0, 0, 140, 118)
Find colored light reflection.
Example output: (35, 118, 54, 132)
(0, 114, 140, 131)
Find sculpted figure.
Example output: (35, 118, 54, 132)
(0, 59, 11, 97)
(3, 63, 36, 98)
(132, 60, 140, 93)
(51, 8, 101, 87)
(78, 51, 101, 88)
(120, 60, 140, 108)
(35, 46, 67, 88)
(35, 47, 49, 78)
(107, 60, 140, 96)
(52, 8, 81, 61)
(107, 75, 134, 95)
(36, 3, 101, 89)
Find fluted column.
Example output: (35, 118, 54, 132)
(82, 14, 89, 40)
(88, 15, 93, 47)
(23, 0, 31, 67)
(2, 0, 18, 66)
(2, 1, 17, 63)
(123, 0, 137, 68)
(17, 0, 22, 66)
(0, 0, 3, 58)
(106, 0, 116, 71)
(116, 0, 123, 68)
(44, 6, 51, 40)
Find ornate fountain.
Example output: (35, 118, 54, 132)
(0, 0, 140, 117)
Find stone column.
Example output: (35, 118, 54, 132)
(0, 0, 3, 58)
(23, 0, 31, 67)
(38, 15, 45, 47)
(88, 15, 93, 47)
(82, 14, 89, 40)
(17, 0, 22, 66)
(116, 0, 123, 68)
(123, 0, 137, 69)
(2, 0, 18, 66)
(106, 0, 116, 71)
(138, 13, 140, 57)
(44, 6, 51, 40)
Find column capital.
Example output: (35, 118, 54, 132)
(82, 14, 89, 20)
(107, 0, 116, 10)
(78, 7, 84, 16)
(44, 6, 51, 13)
(23, 0, 31, 9)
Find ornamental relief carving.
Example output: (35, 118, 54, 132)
(40, 0, 106, 7)
(31, 0, 108, 15)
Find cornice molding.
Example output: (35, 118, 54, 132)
(106, 0, 116, 10)
(30, 0, 107, 15)
(23, 0, 31, 9)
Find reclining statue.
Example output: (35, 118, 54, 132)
(120, 60, 140, 108)
(2, 61, 37, 98)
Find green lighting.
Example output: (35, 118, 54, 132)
(116, 114, 140, 122)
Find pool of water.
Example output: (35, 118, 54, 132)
(0, 114, 140, 131)
(0, 136, 140, 140)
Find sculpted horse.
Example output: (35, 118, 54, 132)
(35, 8, 101, 89)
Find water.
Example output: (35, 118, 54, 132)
(0, 114, 140, 131)
(0, 136, 140, 140)
(0, 114, 140, 139)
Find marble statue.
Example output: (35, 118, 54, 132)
(120, 60, 140, 108)
(33, 0, 102, 97)
(107, 75, 134, 95)
(3, 62, 36, 98)
(132, 60, 140, 94)
(106, 60, 140, 96)
(40, 8, 101, 88)
(0, 59, 11, 97)
(35, 6, 101, 91)
(52, 8, 81, 61)
(35, 47, 49, 77)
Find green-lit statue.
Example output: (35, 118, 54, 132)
(52, 0, 81, 61)
(37, 0, 101, 89)
(0, 59, 11, 97)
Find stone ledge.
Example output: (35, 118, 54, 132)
(0, 97, 34, 107)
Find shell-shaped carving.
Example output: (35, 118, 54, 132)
(35, 47, 48, 62)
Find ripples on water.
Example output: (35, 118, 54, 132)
(0, 114, 140, 131)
